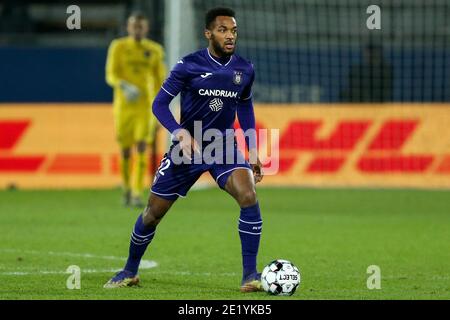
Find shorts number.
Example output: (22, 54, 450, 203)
(157, 158, 171, 176)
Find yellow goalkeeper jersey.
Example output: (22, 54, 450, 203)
(106, 36, 166, 110)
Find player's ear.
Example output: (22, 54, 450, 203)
(204, 28, 211, 40)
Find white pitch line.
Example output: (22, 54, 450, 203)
(0, 270, 237, 276)
(0, 249, 129, 261)
(0, 248, 238, 278)
(0, 268, 122, 276)
(0, 269, 237, 277)
(0, 248, 157, 276)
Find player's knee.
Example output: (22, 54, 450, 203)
(142, 206, 164, 227)
(136, 141, 146, 153)
(238, 189, 257, 207)
(122, 148, 131, 159)
(142, 208, 159, 227)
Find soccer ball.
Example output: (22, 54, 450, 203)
(261, 259, 301, 296)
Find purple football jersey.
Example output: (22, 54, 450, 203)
(161, 48, 255, 136)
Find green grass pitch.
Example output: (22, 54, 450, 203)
(0, 187, 449, 300)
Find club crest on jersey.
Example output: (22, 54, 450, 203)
(233, 71, 243, 85)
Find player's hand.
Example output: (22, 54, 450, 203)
(174, 128, 200, 160)
(120, 80, 140, 103)
(250, 151, 264, 184)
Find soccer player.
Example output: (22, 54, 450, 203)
(106, 12, 166, 207)
(104, 7, 264, 293)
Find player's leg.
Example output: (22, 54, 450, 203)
(104, 193, 175, 288)
(222, 168, 263, 292)
(131, 112, 154, 207)
(124, 192, 174, 274)
(114, 109, 134, 206)
(131, 140, 147, 207)
(120, 148, 132, 205)
(105, 149, 205, 288)
(147, 115, 159, 186)
(117, 144, 134, 207)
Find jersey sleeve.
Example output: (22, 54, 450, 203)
(240, 64, 255, 101)
(105, 40, 122, 87)
(160, 59, 189, 97)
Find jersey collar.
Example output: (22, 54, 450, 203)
(206, 48, 233, 67)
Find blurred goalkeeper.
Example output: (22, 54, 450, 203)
(106, 12, 166, 207)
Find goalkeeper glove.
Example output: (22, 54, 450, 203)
(120, 80, 140, 103)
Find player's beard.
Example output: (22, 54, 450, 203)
(211, 35, 235, 57)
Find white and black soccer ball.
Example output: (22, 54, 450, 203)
(261, 259, 301, 296)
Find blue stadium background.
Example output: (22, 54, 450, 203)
(1, 46, 450, 103)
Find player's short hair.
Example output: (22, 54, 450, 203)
(128, 11, 148, 22)
(205, 7, 235, 30)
